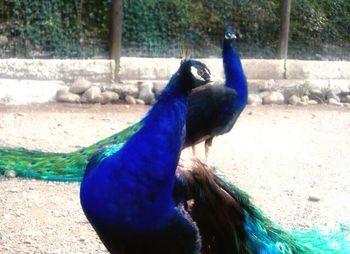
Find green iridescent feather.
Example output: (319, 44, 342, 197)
(217, 176, 350, 253)
(0, 122, 142, 181)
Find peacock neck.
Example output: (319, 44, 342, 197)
(223, 40, 248, 108)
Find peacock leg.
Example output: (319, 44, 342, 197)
(204, 138, 213, 161)
(191, 145, 196, 156)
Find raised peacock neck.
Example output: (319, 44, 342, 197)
(223, 38, 248, 108)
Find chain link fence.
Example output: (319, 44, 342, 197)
(0, 0, 349, 60)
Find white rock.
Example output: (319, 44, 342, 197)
(135, 99, 145, 105)
(248, 94, 262, 105)
(0, 35, 9, 46)
(153, 81, 166, 95)
(309, 89, 324, 103)
(326, 90, 340, 102)
(56, 90, 80, 103)
(308, 100, 318, 105)
(328, 98, 343, 107)
(138, 81, 155, 105)
(69, 78, 92, 94)
(109, 83, 139, 98)
(301, 95, 309, 102)
(125, 95, 136, 105)
(262, 91, 285, 105)
(341, 95, 350, 103)
(101, 91, 119, 104)
(81, 86, 102, 103)
(288, 95, 301, 105)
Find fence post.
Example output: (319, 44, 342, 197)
(110, 0, 123, 82)
(278, 0, 292, 78)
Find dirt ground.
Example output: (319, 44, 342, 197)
(0, 103, 350, 254)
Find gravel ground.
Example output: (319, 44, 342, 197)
(0, 103, 350, 254)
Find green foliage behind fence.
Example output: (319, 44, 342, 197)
(0, 0, 349, 59)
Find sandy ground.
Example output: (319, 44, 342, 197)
(0, 103, 350, 253)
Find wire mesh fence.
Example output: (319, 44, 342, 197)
(0, 0, 349, 60)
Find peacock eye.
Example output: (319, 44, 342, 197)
(197, 69, 204, 76)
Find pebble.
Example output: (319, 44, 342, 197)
(308, 196, 321, 202)
(8, 188, 20, 193)
(263, 91, 285, 105)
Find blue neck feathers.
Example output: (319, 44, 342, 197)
(80, 66, 190, 234)
(223, 39, 248, 109)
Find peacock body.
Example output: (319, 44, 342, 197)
(185, 27, 248, 159)
(80, 59, 206, 254)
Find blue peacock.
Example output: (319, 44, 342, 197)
(1, 27, 349, 253)
(80, 28, 350, 253)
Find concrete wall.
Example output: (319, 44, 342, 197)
(1, 58, 350, 82)
(0, 59, 115, 82)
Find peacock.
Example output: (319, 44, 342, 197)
(80, 58, 205, 254)
(184, 27, 248, 160)
(0, 60, 212, 182)
(79, 56, 350, 254)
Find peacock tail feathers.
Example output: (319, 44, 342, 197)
(0, 122, 142, 181)
(180, 158, 350, 254)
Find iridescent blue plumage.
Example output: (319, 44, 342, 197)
(185, 27, 248, 159)
(80, 60, 207, 254)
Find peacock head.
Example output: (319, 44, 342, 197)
(189, 60, 212, 88)
(225, 27, 238, 41)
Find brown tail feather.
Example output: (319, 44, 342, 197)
(178, 158, 248, 254)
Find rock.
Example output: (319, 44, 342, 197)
(258, 91, 270, 99)
(0, 35, 9, 47)
(262, 91, 285, 105)
(308, 100, 318, 105)
(4, 170, 16, 178)
(153, 81, 166, 95)
(138, 81, 155, 105)
(301, 95, 309, 102)
(341, 95, 350, 103)
(100, 91, 119, 104)
(108, 83, 139, 98)
(325, 90, 340, 102)
(81, 86, 102, 103)
(308, 196, 320, 202)
(56, 90, 80, 103)
(309, 89, 325, 103)
(135, 99, 145, 105)
(344, 103, 350, 108)
(328, 98, 343, 107)
(69, 78, 92, 94)
(248, 94, 262, 105)
(288, 95, 301, 105)
(125, 95, 136, 105)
